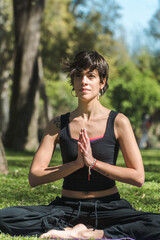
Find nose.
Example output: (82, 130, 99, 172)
(81, 75, 88, 85)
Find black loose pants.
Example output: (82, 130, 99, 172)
(0, 193, 160, 240)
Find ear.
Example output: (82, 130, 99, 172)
(100, 78, 106, 90)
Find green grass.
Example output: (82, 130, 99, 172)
(116, 149, 160, 212)
(0, 149, 160, 239)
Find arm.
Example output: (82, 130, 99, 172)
(79, 115, 145, 187)
(29, 117, 84, 187)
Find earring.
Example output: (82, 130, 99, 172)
(71, 88, 77, 97)
(99, 90, 102, 98)
(99, 88, 103, 97)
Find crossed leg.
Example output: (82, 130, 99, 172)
(40, 223, 106, 239)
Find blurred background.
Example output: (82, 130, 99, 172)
(0, 0, 160, 173)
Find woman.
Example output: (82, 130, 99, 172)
(0, 51, 160, 240)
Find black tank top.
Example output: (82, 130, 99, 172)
(59, 110, 119, 191)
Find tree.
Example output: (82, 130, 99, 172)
(41, 0, 121, 74)
(108, 60, 160, 135)
(0, 0, 14, 135)
(0, 133, 8, 174)
(145, 5, 160, 145)
(39, 0, 121, 121)
(148, 8, 160, 40)
(70, 0, 121, 55)
(40, 0, 76, 74)
(4, 0, 45, 150)
(147, 6, 160, 82)
(0, 0, 14, 174)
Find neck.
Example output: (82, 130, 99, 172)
(76, 98, 104, 120)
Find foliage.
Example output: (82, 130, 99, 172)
(40, 0, 76, 73)
(148, 9, 160, 40)
(150, 51, 160, 83)
(45, 76, 78, 116)
(1, 0, 160, 148)
(107, 60, 160, 131)
(40, 0, 122, 119)
(147, 7, 160, 82)
(40, 0, 160, 136)
(70, 0, 121, 54)
(40, 0, 121, 74)
(0, 149, 160, 239)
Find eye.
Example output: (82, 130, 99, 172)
(88, 73, 96, 79)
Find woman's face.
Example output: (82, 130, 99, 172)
(73, 68, 104, 101)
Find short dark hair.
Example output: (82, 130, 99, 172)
(62, 50, 109, 96)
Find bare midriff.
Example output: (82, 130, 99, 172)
(62, 185, 118, 199)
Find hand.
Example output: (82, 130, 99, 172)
(75, 132, 85, 168)
(78, 128, 94, 167)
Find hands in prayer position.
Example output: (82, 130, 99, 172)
(77, 128, 94, 167)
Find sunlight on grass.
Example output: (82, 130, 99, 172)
(0, 234, 39, 240)
(0, 149, 159, 239)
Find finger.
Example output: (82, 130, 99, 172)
(79, 129, 83, 141)
(81, 130, 87, 146)
(78, 141, 85, 154)
(78, 131, 84, 147)
(82, 128, 89, 142)
(78, 141, 84, 153)
(78, 129, 85, 147)
(82, 130, 91, 151)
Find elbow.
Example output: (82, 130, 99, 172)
(137, 180, 144, 188)
(136, 175, 145, 188)
(28, 172, 39, 188)
(28, 174, 35, 188)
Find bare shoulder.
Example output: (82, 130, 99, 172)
(114, 113, 132, 139)
(115, 113, 131, 127)
(52, 116, 61, 129)
(43, 115, 61, 138)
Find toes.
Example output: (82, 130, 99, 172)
(73, 223, 88, 231)
(40, 230, 55, 239)
(40, 233, 47, 239)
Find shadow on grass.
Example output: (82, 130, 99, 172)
(141, 155, 160, 161)
(6, 149, 35, 157)
(6, 148, 62, 168)
(117, 161, 160, 173)
(144, 164, 160, 172)
(1, 183, 62, 205)
(8, 160, 31, 168)
(5, 148, 160, 183)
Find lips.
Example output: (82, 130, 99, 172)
(80, 88, 91, 92)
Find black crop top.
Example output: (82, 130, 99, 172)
(59, 110, 120, 191)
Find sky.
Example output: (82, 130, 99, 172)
(116, 0, 159, 48)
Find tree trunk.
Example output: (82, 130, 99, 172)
(0, 133, 8, 174)
(0, 77, 10, 135)
(0, 0, 13, 135)
(4, 0, 45, 150)
(38, 56, 50, 124)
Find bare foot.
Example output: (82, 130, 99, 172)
(64, 224, 88, 231)
(40, 223, 104, 239)
(40, 224, 87, 239)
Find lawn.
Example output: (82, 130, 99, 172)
(0, 148, 160, 240)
